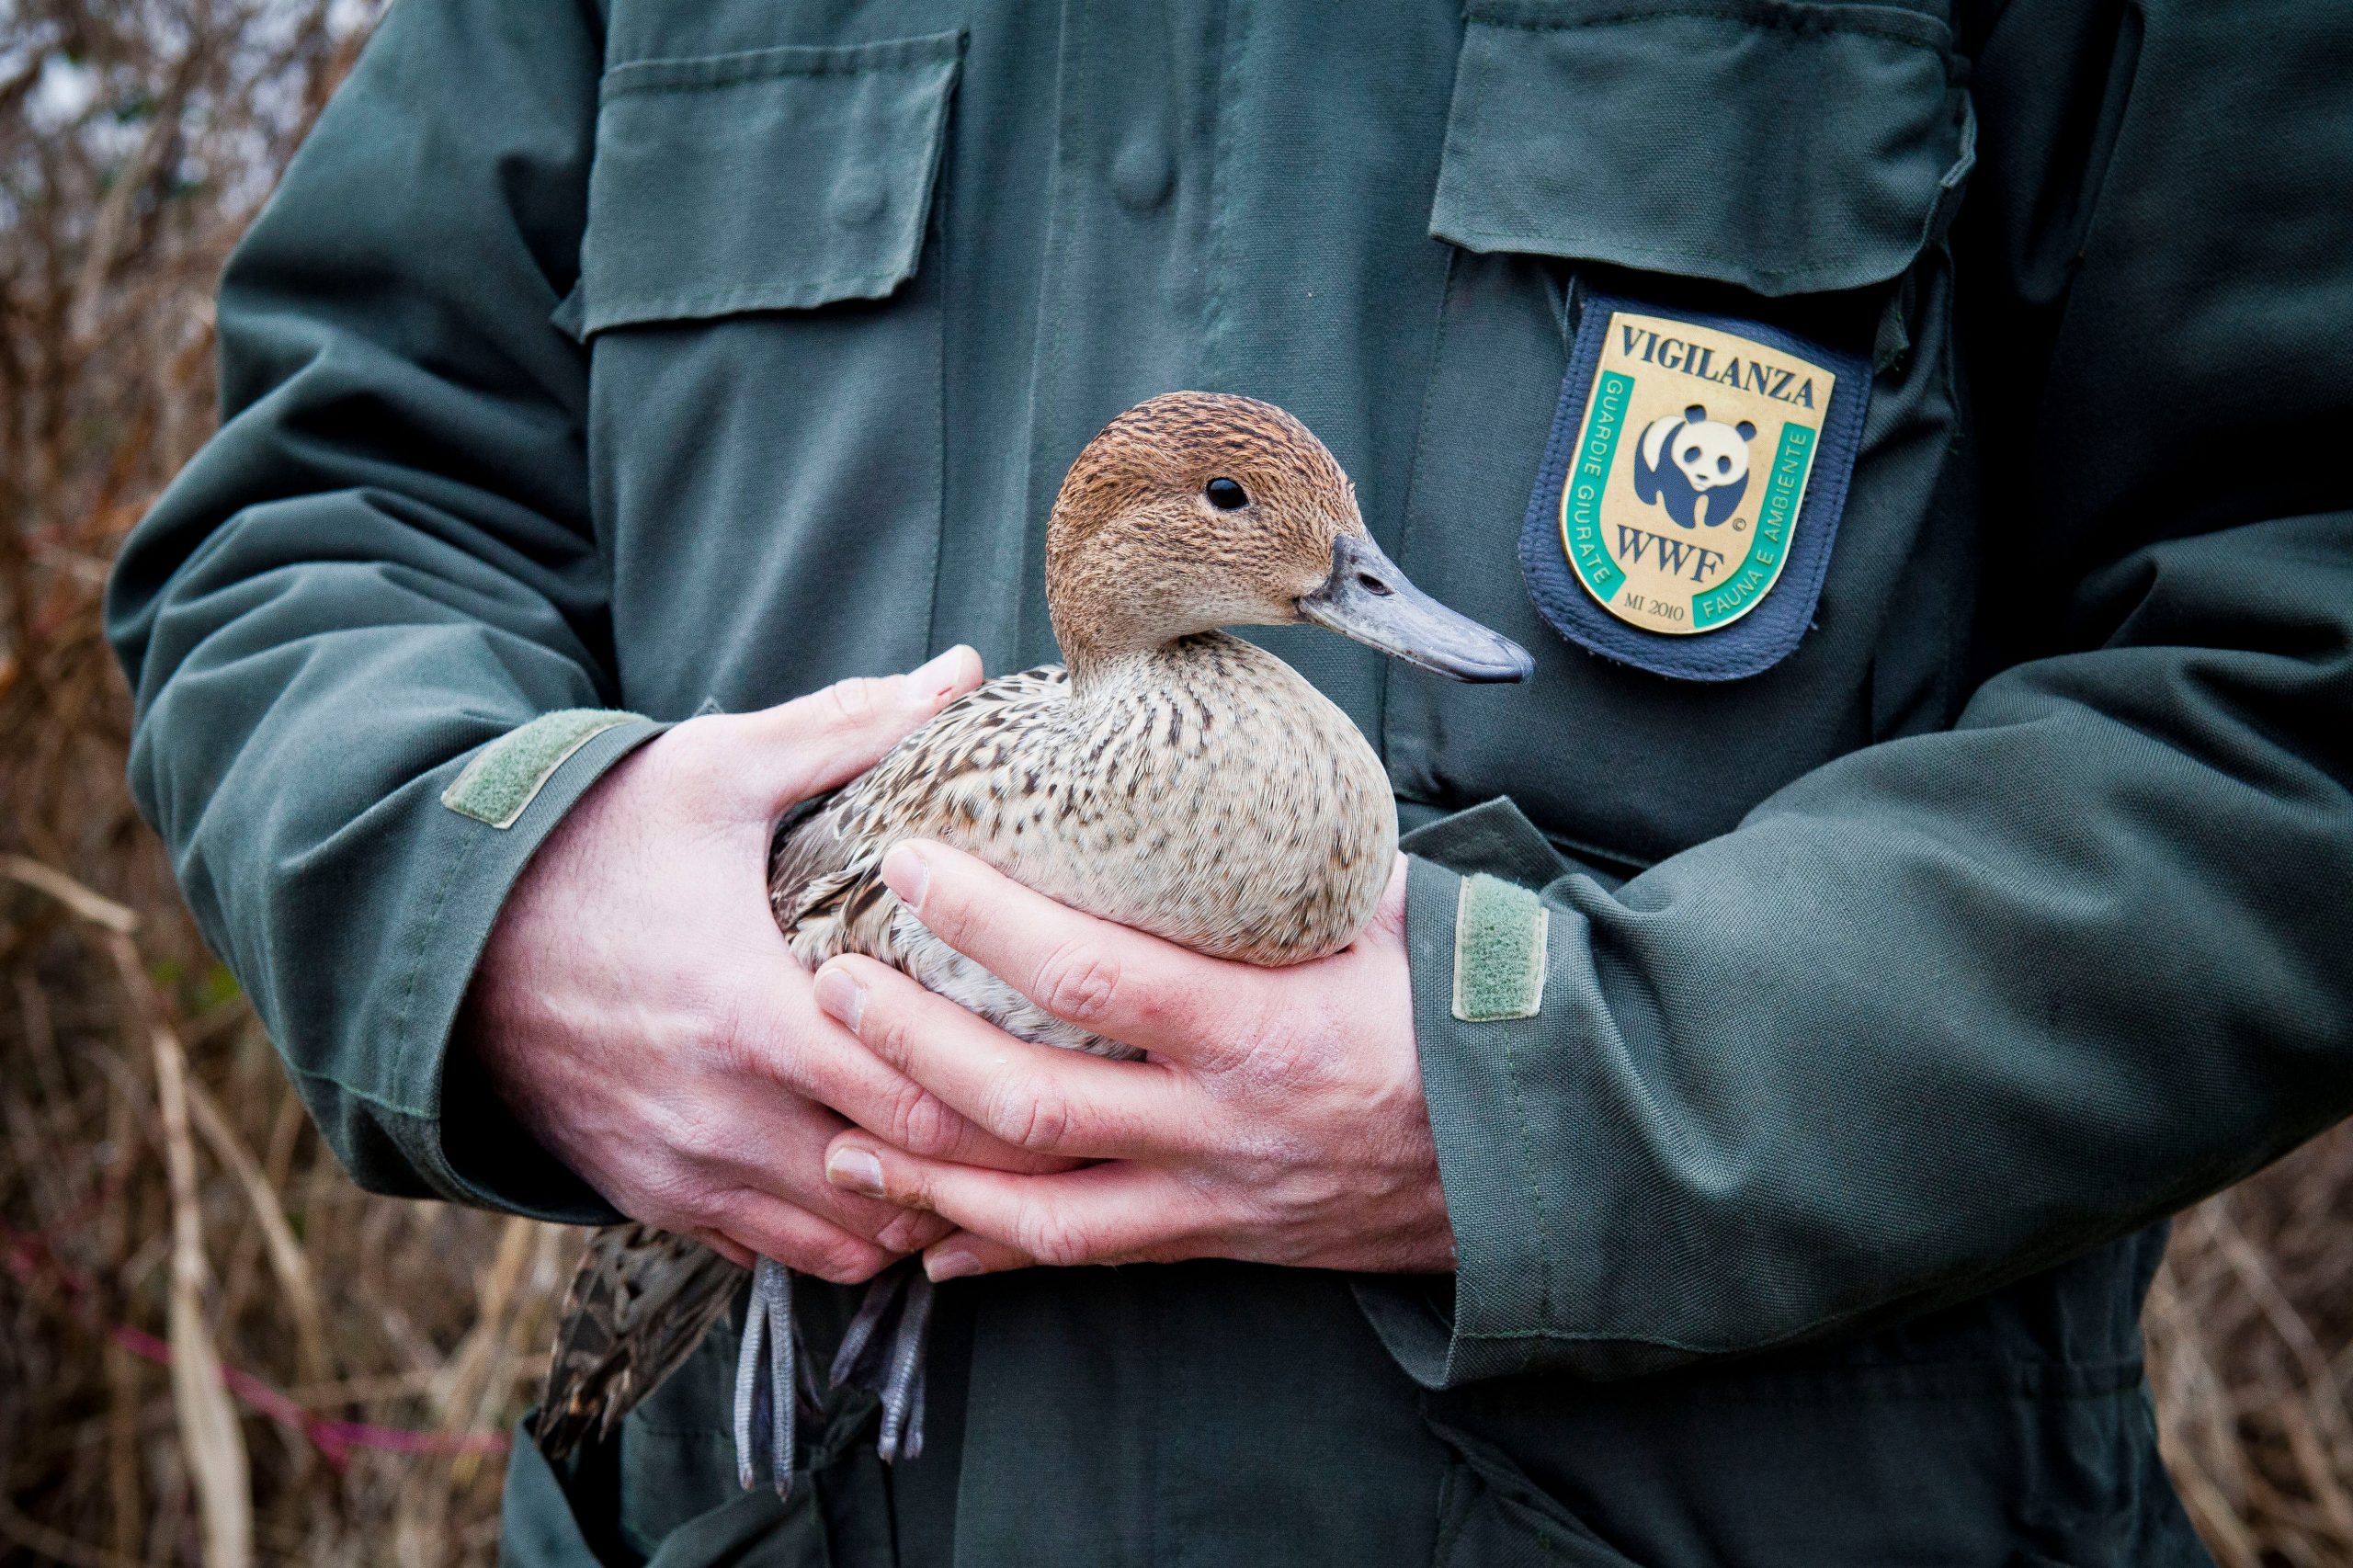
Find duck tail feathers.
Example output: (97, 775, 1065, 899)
(537, 1224, 745, 1464)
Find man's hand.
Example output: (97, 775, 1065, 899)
(465, 650, 1029, 1281)
(811, 843, 1456, 1281)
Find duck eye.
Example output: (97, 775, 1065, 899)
(1204, 477, 1249, 510)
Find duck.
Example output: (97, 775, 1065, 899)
(535, 392, 1532, 1494)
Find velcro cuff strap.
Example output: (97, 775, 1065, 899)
(440, 710, 644, 829)
(1450, 873, 1548, 1022)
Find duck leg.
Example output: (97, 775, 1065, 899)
(733, 1258, 933, 1491)
(900, 1356, 929, 1461)
(732, 1257, 797, 1496)
(829, 1260, 934, 1463)
(875, 1272, 933, 1461)
(827, 1264, 904, 1386)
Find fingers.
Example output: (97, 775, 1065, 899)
(812, 953, 1199, 1161)
(699, 1211, 961, 1287)
(695, 1092, 961, 1256)
(733, 646, 983, 809)
(1369, 854, 1410, 942)
(918, 1231, 1032, 1283)
(874, 1208, 959, 1256)
(877, 841, 1267, 1062)
(693, 1229, 756, 1270)
(736, 977, 1066, 1174)
(822, 1134, 1196, 1269)
(697, 1187, 899, 1284)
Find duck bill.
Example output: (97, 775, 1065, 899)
(1297, 534, 1535, 683)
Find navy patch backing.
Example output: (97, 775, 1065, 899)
(1519, 291, 1870, 681)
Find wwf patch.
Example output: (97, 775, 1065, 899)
(1519, 292, 1869, 681)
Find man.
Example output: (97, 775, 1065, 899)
(108, 0, 2353, 1563)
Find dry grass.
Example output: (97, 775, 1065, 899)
(2149, 1131, 2353, 1568)
(2, 3, 2348, 1565)
(3, 5, 563, 1563)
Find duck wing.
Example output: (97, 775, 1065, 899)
(771, 664, 1120, 1054)
(771, 664, 1071, 971)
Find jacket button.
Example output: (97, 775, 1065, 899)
(833, 165, 889, 226)
(1111, 132, 1173, 210)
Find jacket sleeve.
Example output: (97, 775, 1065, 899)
(106, 0, 642, 1221)
(1365, 0, 2353, 1386)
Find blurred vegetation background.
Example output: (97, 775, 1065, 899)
(2, 3, 2347, 1565)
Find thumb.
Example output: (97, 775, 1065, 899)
(739, 645, 983, 807)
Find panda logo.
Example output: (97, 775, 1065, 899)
(1632, 404, 1756, 529)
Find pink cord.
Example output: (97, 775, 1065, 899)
(3, 1221, 513, 1470)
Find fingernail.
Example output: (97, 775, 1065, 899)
(827, 1146, 886, 1198)
(812, 965, 866, 1032)
(906, 646, 971, 701)
(926, 1248, 982, 1283)
(877, 1213, 923, 1253)
(881, 845, 928, 910)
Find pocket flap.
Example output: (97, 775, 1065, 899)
(1431, 0, 1971, 296)
(581, 30, 963, 335)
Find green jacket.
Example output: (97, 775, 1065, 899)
(109, 0, 2353, 1562)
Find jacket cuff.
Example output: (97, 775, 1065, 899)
(1355, 799, 1645, 1389)
(1353, 848, 1564, 1387)
(402, 711, 668, 1222)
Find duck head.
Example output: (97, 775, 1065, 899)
(1045, 392, 1535, 683)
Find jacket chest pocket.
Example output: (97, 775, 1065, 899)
(1385, 0, 1974, 870)
(571, 25, 964, 718)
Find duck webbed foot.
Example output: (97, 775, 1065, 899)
(733, 1256, 806, 1495)
(733, 1257, 935, 1493)
(831, 1260, 935, 1462)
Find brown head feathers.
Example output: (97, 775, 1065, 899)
(1044, 392, 1364, 667)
